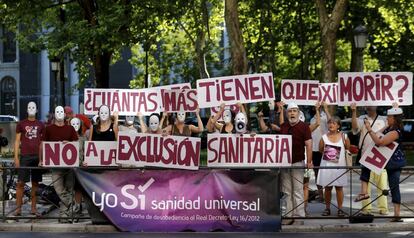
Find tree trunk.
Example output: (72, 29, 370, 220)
(315, 0, 348, 82)
(224, 0, 248, 75)
(93, 52, 111, 88)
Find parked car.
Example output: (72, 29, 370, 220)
(0, 115, 18, 122)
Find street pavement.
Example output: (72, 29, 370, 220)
(1, 168, 414, 233)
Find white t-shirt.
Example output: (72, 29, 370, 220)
(352, 114, 387, 154)
(310, 112, 328, 152)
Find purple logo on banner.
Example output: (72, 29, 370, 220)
(75, 169, 280, 232)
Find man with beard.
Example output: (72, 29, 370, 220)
(279, 102, 312, 225)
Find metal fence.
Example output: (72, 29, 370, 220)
(1, 164, 414, 223)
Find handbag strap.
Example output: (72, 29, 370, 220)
(359, 114, 379, 150)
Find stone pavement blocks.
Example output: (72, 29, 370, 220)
(0, 223, 31, 232)
(32, 223, 86, 232)
(85, 224, 117, 233)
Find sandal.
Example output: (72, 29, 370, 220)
(354, 194, 370, 202)
(322, 208, 331, 216)
(337, 209, 346, 217)
(31, 211, 42, 217)
(390, 217, 403, 222)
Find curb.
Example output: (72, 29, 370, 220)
(282, 222, 414, 232)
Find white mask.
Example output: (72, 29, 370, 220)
(235, 112, 247, 134)
(54, 106, 65, 122)
(268, 101, 275, 111)
(27, 102, 37, 117)
(70, 117, 81, 132)
(149, 115, 160, 132)
(125, 116, 134, 126)
(99, 105, 110, 121)
(177, 112, 186, 123)
(223, 110, 232, 124)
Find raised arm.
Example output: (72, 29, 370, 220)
(309, 102, 321, 132)
(189, 108, 204, 134)
(137, 112, 148, 133)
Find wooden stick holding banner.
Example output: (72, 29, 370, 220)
(359, 140, 398, 175)
(117, 131, 201, 170)
(196, 73, 275, 108)
(207, 134, 292, 168)
(42, 142, 79, 167)
(84, 141, 118, 166)
(163, 89, 198, 112)
(338, 72, 413, 106)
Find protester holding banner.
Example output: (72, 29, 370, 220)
(356, 105, 406, 222)
(208, 103, 235, 134)
(69, 117, 86, 217)
(163, 108, 204, 136)
(42, 106, 78, 223)
(317, 116, 349, 217)
(89, 105, 119, 141)
(351, 104, 389, 215)
(13, 102, 45, 217)
(257, 100, 283, 133)
(310, 102, 331, 203)
(119, 115, 138, 133)
(139, 113, 164, 134)
(279, 102, 312, 225)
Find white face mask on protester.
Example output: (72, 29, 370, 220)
(99, 105, 110, 122)
(177, 111, 186, 123)
(27, 101, 37, 117)
(70, 117, 81, 132)
(54, 106, 65, 122)
(235, 112, 247, 134)
(125, 116, 134, 126)
(223, 110, 232, 124)
(149, 115, 160, 132)
(268, 100, 275, 111)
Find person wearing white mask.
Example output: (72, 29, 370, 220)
(163, 108, 204, 136)
(14, 102, 45, 216)
(42, 106, 78, 223)
(69, 117, 86, 218)
(279, 102, 313, 225)
(138, 112, 164, 134)
(208, 103, 235, 134)
(89, 105, 119, 141)
(119, 115, 138, 133)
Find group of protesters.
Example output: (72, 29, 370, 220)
(13, 98, 406, 224)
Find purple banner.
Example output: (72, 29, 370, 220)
(75, 169, 280, 232)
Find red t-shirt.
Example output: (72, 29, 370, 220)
(280, 121, 312, 163)
(43, 124, 78, 142)
(16, 119, 45, 156)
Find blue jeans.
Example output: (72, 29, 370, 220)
(387, 168, 401, 204)
(361, 166, 401, 204)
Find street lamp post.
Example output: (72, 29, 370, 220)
(50, 58, 60, 108)
(353, 25, 368, 72)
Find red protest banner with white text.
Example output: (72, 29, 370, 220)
(207, 134, 292, 168)
(196, 73, 275, 108)
(117, 131, 201, 170)
(360, 140, 398, 175)
(281, 80, 320, 105)
(84, 141, 118, 166)
(338, 72, 413, 106)
(84, 88, 162, 115)
(42, 142, 79, 167)
(319, 83, 338, 105)
(163, 89, 198, 112)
